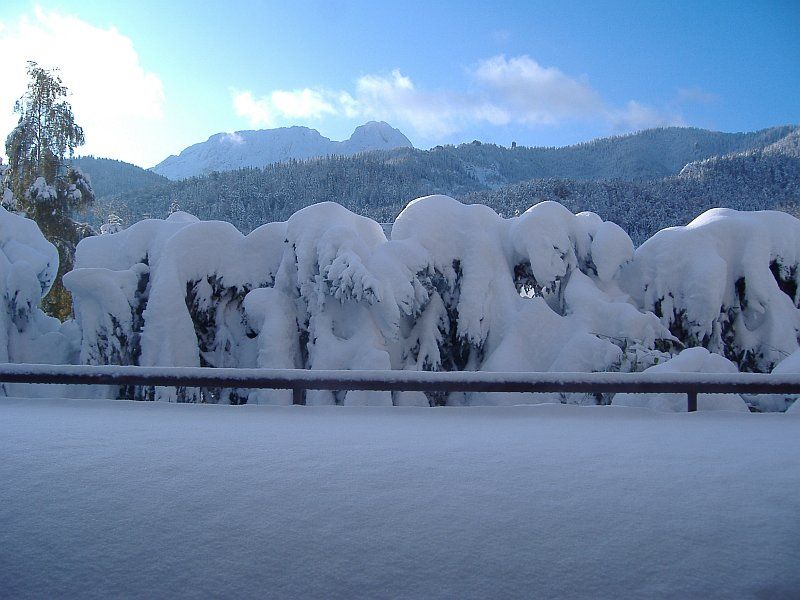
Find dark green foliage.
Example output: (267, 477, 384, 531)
(184, 275, 252, 404)
(513, 262, 538, 296)
(421, 260, 484, 406)
(770, 259, 798, 305)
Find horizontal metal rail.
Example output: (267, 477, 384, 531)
(2, 364, 800, 411)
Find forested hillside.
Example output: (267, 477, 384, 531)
(72, 156, 168, 201)
(464, 147, 800, 244)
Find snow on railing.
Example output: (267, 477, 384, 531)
(2, 364, 800, 411)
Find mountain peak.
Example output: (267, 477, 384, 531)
(344, 121, 413, 153)
(152, 122, 413, 180)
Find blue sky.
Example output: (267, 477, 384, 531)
(1, 0, 798, 167)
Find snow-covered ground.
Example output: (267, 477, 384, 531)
(1, 398, 797, 598)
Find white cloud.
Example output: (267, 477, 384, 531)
(490, 29, 512, 44)
(472, 55, 605, 124)
(272, 89, 336, 119)
(338, 92, 360, 119)
(610, 100, 685, 130)
(233, 88, 336, 127)
(352, 69, 467, 137)
(0, 7, 165, 166)
(233, 55, 683, 140)
(232, 90, 274, 127)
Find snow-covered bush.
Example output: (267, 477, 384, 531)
(0, 207, 77, 395)
(757, 349, 800, 412)
(622, 208, 800, 373)
(66, 211, 286, 402)
(65, 213, 194, 398)
(244, 202, 419, 405)
(391, 196, 675, 405)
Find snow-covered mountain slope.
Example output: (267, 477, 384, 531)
(151, 121, 413, 180)
(764, 127, 800, 157)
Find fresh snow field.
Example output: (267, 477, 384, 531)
(1, 397, 798, 599)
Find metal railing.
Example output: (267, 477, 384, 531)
(2, 363, 800, 410)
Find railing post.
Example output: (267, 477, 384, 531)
(293, 386, 304, 405)
(687, 389, 698, 412)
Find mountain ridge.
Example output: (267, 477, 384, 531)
(151, 121, 413, 180)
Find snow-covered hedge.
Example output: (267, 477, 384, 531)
(8, 195, 794, 410)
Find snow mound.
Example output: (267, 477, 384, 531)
(613, 348, 749, 412)
(762, 349, 800, 412)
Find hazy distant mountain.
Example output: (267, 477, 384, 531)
(151, 121, 413, 180)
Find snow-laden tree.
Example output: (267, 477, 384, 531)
(0, 160, 15, 211)
(621, 208, 800, 373)
(64, 213, 198, 398)
(5, 62, 95, 319)
(140, 218, 285, 402)
(100, 213, 123, 235)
